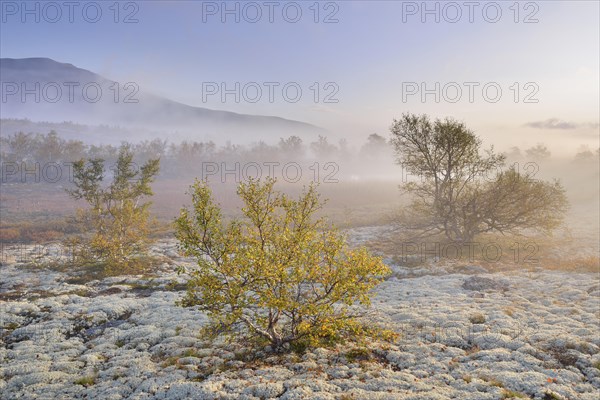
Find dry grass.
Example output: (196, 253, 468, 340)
(501, 389, 529, 399)
(503, 306, 516, 317)
(479, 375, 504, 388)
(365, 227, 599, 273)
(543, 256, 599, 273)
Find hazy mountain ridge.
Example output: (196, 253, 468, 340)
(0, 58, 324, 143)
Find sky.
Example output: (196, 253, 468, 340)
(1, 0, 599, 154)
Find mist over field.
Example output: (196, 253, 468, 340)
(0, 2, 599, 400)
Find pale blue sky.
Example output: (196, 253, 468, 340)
(1, 0, 598, 153)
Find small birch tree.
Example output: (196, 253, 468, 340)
(175, 178, 390, 351)
(66, 145, 160, 271)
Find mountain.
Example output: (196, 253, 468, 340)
(0, 58, 324, 143)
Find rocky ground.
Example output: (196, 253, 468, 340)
(1, 237, 599, 400)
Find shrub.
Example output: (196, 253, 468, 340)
(345, 347, 373, 363)
(469, 313, 486, 324)
(501, 389, 528, 399)
(175, 178, 391, 352)
(0, 228, 20, 242)
(74, 375, 96, 387)
(65, 145, 160, 272)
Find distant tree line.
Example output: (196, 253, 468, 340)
(2, 131, 595, 176)
(503, 143, 600, 162)
(0, 131, 394, 183)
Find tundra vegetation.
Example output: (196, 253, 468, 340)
(174, 178, 392, 352)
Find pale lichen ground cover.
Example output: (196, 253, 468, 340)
(1, 239, 599, 399)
